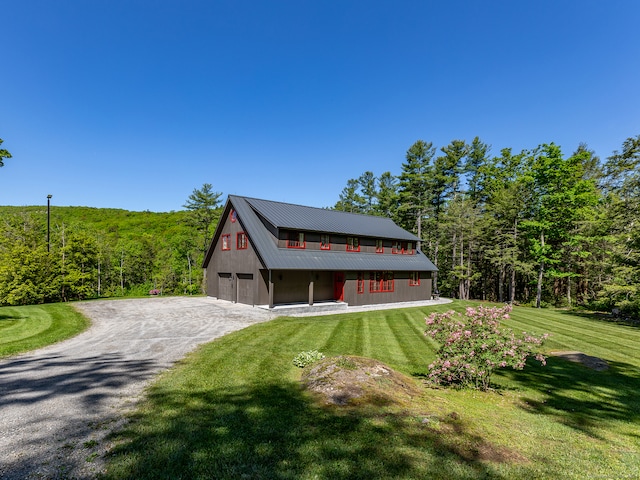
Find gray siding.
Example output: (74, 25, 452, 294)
(343, 271, 432, 306)
(205, 209, 263, 305)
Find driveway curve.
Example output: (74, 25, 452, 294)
(0, 296, 275, 480)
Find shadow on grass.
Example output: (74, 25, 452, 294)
(503, 356, 640, 439)
(559, 309, 640, 328)
(103, 382, 539, 480)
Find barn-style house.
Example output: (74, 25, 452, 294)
(203, 195, 438, 308)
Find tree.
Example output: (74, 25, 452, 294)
(425, 140, 465, 293)
(375, 171, 399, 219)
(183, 183, 223, 256)
(397, 140, 436, 244)
(358, 171, 378, 214)
(335, 178, 366, 213)
(0, 138, 12, 168)
(464, 136, 491, 205)
(522, 144, 599, 308)
(599, 135, 640, 316)
(481, 148, 536, 303)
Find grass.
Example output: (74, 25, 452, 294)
(0, 303, 89, 357)
(101, 301, 640, 479)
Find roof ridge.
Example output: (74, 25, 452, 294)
(234, 194, 395, 222)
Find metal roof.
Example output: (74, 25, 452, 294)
(204, 195, 437, 272)
(244, 196, 420, 241)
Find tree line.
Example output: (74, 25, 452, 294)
(335, 135, 640, 317)
(0, 184, 222, 306)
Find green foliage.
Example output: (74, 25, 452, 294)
(0, 137, 11, 168)
(292, 349, 325, 368)
(183, 183, 223, 257)
(0, 203, 220, 305)
(333, 134, 639, 317)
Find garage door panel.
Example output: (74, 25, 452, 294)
(237, 273, 254, 305)
(218, 273, 233, 301)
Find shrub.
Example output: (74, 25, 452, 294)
(293, 350, 325, 368)
(425, 305, 548, 390)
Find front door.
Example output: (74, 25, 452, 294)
(334, 272, 345, 301)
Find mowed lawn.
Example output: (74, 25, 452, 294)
(102, 301, 640, 480)
(0, 303, 89, 358)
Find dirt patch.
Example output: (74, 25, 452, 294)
(550, 351, 609, 371)
(300, 355, 526, 464)
(300, 355, 421, 406)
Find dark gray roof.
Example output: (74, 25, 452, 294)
(244, 196, 419, 241)
(204, 195, 437, 272)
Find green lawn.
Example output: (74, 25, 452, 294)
(0, 303, 89, 357)
(102, 302, 640, 479)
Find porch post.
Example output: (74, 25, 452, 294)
(268, 270, 274, 309)
(309, 272, 314, 306)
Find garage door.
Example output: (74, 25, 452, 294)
(218, 273, 233, 301)
(237, 273, 254, 305)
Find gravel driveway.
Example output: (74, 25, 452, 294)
(0, 296, 275, 480)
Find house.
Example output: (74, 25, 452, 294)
(202, 195, 437, 308)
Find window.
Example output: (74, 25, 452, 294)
(370, 272, 394, 293)
(230, 209, 237, 222)
(392, 241, 414, 255)
(346, 237, 360, 252)
(320, 234, 331, 250)
(221, 234, 231, 251)
(357, 272, 364, 294)
(409, 271, 420, 286)
(287, 231, 305, 249)
(375, 239, 384, 254)
(237, 232, 248, 250)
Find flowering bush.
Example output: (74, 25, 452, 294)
(149, 289, 160, 295)
(424, 305, 548, 390)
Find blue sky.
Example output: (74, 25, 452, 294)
(2, 1, 639, 212)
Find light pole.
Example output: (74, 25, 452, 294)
(47, 194, 52, 252)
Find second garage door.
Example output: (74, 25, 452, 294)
(237, 273, 254, 305)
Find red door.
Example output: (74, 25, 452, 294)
(334, 272, 345, 301)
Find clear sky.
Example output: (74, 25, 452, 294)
(2, 0, 639, 212)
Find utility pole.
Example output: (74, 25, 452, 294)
(47, 194, 52, 252)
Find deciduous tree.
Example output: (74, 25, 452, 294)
(0, 138, 12, 168)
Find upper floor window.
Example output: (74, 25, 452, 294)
(320, 234, 331, 250)
(230, 209, 237, 222)
(221, 234, 231, 251)
(237, 232, 248, 250)
(375, 239, 384, 254)
(346, 237, 360, 252)
(392, 241, 414, 255)
(409, 271, 420, 286)
(287, 231, 305, 249)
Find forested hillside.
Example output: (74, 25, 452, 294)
(335, 135, 640, 318)
(0, 184, 222, 305)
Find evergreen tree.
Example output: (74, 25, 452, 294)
(335, 178, 364, 213)
(183, 183, 223, 257)
(397, 140, 436, 243)
(376, 171, 399, 219)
